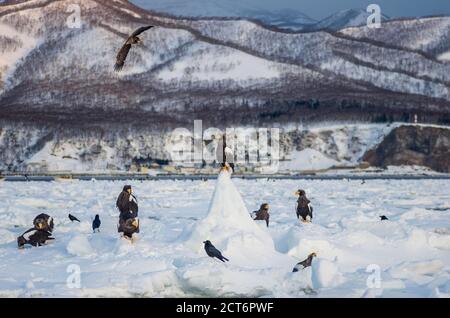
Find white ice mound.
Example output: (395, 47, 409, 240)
(311, 258, 344, 289)
(67, 235, 95, 257)
(185, 170, 286, 267)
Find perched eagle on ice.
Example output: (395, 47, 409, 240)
(114, 25, 154, 72)
(292, 252, 317, 272)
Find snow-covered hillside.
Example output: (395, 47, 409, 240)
(340, 17, 450, 60)
(0, 177, 449, 297)
(0, 123, 395, 172)
(0, 0, 449, 127)
(0, 0, 449, 174)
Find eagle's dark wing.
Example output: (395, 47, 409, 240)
(114, 43, 132, 72)
(131, 25, 154, 37)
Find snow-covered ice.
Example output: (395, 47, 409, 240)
(0, 176, 449, 297)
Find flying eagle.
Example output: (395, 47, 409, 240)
(114, 25, 154, 72)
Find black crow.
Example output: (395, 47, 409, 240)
(92, 214, 101, 233)
(203, 240, 229, 262)
(380, 215, 389, 221)
(68, 214, 80, 222)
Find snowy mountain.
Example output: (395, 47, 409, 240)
(133, 1, 389, 32)
(0, 0, 448, 125)
(0, 0, 449, 172)
(340, 16, 450, 62)
(310, 8, 389, 31)
(131, 0, 318, 31)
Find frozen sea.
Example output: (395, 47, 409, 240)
(0, 177, 449, 297)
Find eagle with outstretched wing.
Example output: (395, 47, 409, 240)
(114, 25, 154, 72)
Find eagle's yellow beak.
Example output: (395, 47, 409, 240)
(294, 191, 300, 196)
(221, 166, 231, 172)
(127, 189, 132, 194)
(132, 219, 139, 228)
(37, 223, 44, 229)
(265, 204, 270, 209)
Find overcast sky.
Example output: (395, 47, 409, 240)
(132, 0, 450, 20)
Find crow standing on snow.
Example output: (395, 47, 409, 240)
(380, 215, 389, 221)
(68, 214, 80, 222)
(114, 25, 155, 72)
(292, 252, 317, 272)
(92, 214, 101, 233)
(203, 240, 229, 262)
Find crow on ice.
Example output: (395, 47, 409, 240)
(17, 228, 54, 248)
(92, 214, 101, 233)
(203, 240, 229, 262)
(114, 25, 154, 72)
(292, 252, 317, 272)
(33, 213, 54, 233)
(68, 214, 80, 222)
(380, 215, 389, 221)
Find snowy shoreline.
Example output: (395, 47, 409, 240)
(2, 172, 450, 182)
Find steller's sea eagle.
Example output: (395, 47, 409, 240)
(114, 25, 154, 72)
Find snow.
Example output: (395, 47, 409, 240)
(184, 170, 285, 268)
(15, 123, 398, 173)
(157, 43, 280, 82)
(0, 176, 449, 297)
(312, 258, 344, 289)
(280, 148, 340, 171)
(438, 52, 450, 62)
(67, 235, 95, 257)
(119, 8, 141, 18)
(0, 23, 39, 85)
